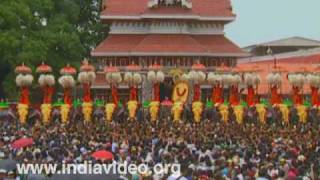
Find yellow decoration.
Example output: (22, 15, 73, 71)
(41, 104, 52, 124)
(279, 104, 289, 124)
(149, 101, 160, 121)
(82, 102, 93, 123)
(233, 105, 244, 124)
(192, 101, 203, 123)
(127, 100, 138, 120)
(172, 82, 189, 103)
(219, 104, 229, 123)
(17, 103, 28, 124)
(60, 104, 70, 124)
(171, 102, 183, 122)
(296, 105, 307, 124)
(255, 104, 266, 124)
(105, 103, 116, 122)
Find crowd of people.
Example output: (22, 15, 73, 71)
(0, 108, 320, 180)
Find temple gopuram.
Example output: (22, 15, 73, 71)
(91, 0, 247, 102)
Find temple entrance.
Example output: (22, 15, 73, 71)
(159, 77, 174, 101)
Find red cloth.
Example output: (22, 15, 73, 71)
(247, 86, 255, 106)
(64, 88, 72, 105)
(193, 84, 201, 102)
(43, 86, 54, 104)
(130, 86, 137, 101)
(111, 85, 119, 105)
(271, 86, 282, 105)
(20, 87, 29, 105)
(311, 86, 319, 106)
(229, 85, 239, 106)
(292, 86, 302, 105)
(83, 83, 91, 102)
(212, 85, 223, 104)
(153, 83, 160, 102)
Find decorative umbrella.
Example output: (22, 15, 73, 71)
(149, 64, 162, 71)
(126, 63, 141, 71)
(36, 62, 52, 73)
(11, 137, 34, 149)
(15, 63, 32, 74)
(60, 64, 77, 75)
(216, 63, 231, 73)
(91, 150, 114, 161)
(191, 62, 205, 71)
(105, 66, 119, 73)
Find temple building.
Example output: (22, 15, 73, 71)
(91, 0, 247, 102)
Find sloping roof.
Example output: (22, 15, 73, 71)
(239, 47, 320, 63)
(91, 34, 246, 57)
(101, 0, 235, 20)
(244, 37, 320, 50)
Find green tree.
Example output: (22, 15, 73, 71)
(0, 0, 108, 99)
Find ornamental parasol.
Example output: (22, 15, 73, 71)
(216, 63, 231, 73)
(149, 64, 162, 71)
(36, 62, 52, 73)
(60, 64, 77, 75)
(126, 63, 141, 71)
(80, 60, 95, 72)
(11, 137, 34, 149)
(15, 63, 32, 74)
(91, 150, 114, 161)
(104, 66, 119, 73)
(191, 62, 206, 70)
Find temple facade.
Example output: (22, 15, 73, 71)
(91, 0, 246, 102)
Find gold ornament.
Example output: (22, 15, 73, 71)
(41, 104, 52, 124)
(60, 104, 70, 124)
(149, 101, 160, 121)
(127, 100, 138, 120)
(105, 103, 116, 122)
(233, 105, 244, 124)
(82, 102, 93, 123)
(17, 103, 28, 124)
(192, 101, 203, 123)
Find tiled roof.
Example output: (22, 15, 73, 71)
(91, 34, 245, 57)
(101, 0, 234, 19)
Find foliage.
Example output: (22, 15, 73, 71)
(0, 0, 108, 99)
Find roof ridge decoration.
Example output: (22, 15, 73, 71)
(148, 0, 192, 9)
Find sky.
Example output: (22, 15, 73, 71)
(225, 0, 320, 47)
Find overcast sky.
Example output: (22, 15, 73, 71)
(225, 0, 320, 47)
